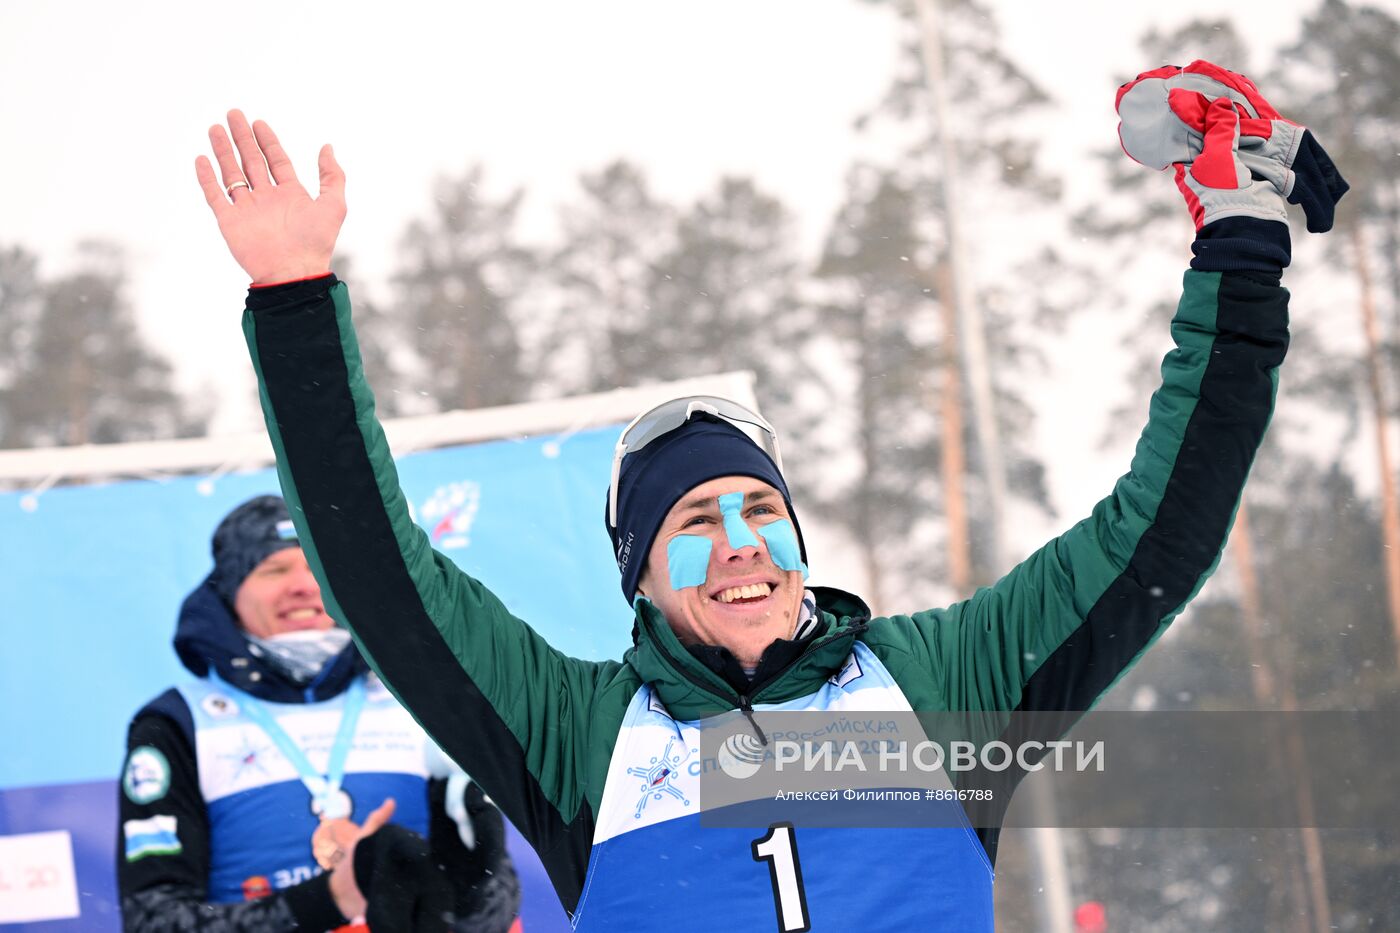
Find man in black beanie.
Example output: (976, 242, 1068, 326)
(603, 402, 818, 695)
(118, 496, 520, 933)
(197, 55, 1342, 930)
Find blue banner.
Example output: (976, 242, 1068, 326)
(0, 424, 632, 931)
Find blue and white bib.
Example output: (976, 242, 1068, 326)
(178, 676, 433, 902)
(572, 643, 994, 932)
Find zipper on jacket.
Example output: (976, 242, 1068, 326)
(648, 617, 871, 745)
(734, 621, 865, 743)
(650, 632, 742, 709)
(736, 694, 768, 745)
(747, 620, 871, 701)
(649, 632, 769, 745)
(738, 620, 872, 743)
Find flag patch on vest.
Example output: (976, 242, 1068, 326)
(124, 815, 181, 861)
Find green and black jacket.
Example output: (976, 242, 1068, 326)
(243, 231, 1288, 916)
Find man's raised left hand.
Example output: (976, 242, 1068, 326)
(195, 109, 346, 285)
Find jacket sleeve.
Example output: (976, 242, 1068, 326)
(117, 713, 347, 932)
(243, 277, 605, 912)
(866, 221, 1291, 717)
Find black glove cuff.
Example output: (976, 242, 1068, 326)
(1191, 218, 1290, 277)
(281, 871, 350, 932)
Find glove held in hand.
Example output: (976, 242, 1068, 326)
(353, 824, 454, 933)
(1117, 60, 1348, 232)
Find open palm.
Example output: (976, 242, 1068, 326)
(195, 109, 346, 285)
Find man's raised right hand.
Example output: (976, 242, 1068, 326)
(1115, 61, 1348, 233)
(195, 109, 346, 285)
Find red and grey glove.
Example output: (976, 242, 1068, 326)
(1116, 60, 1348, 232)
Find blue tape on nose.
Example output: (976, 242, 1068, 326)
(717, 492, 760, 551)
(758, 520, 809, 579)
(667, 535, 713, 590)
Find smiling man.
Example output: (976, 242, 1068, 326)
(197, 58, 1346, 931)
(636, 475, 806, 668)
(609, 401, 816, 683)
(117, 496, 520, 933)
(230, 545, 332, 638)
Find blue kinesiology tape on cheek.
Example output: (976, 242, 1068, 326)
(717, 492, 761, 550)
(757, 520, 809, 580)
(667, 535, 713, 590)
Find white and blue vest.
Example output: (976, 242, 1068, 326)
(177, 676, 433, 902)
(572, 643, 995, 931)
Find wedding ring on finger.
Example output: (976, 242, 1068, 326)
(226, 180, 250, 197)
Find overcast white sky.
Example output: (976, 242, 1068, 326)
(1, 0, 1390, 533)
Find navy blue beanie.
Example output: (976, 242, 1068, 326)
(211, 495, 300, 606)
(607, 414, 806, 603)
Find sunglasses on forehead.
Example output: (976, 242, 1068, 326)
(607, 396, 784, 529)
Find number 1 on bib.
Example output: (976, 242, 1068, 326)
(751, 822, 811, 932)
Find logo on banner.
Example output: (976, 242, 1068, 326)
(122, 747, 171, 804)
(421, 481, 482, 549)
(0, 831, 81, 922)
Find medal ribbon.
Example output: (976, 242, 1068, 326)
(221, 676, 367, 818)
